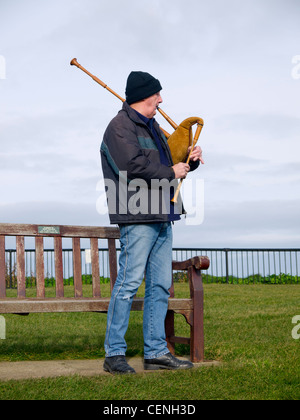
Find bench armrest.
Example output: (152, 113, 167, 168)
(171, 256, 210, 299)
(172, 256, 210, 271)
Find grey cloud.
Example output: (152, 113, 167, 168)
(173, 198, 300, 248)
(0, 107, 104, 150)
(201, 152, 268, 171)
(0, 200, 109, 227)
(0, 152, 98, 175)
(215, 114, 300, 140)
(1, 197, 299, 250)
(202, 153, 300, 182)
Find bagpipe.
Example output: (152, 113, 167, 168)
(70, 58, 204, 202)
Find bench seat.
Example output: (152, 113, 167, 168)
(0, 297, 193, 314)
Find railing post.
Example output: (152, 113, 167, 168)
(225, 248, 229, 284)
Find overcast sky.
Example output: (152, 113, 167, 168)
(0, 0, 299, 248)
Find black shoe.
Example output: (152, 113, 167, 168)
(103, 356, 136, 375)
(144, 352, 194, 371)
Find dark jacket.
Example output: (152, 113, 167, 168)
(100, 102, 189, 225)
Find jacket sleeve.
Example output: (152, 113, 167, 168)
(103, 119, 175, 182)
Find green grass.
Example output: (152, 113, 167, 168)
(0, 284, 299, 400)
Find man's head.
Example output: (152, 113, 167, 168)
(125, 71, 163, 118)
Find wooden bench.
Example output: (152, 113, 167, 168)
(0, 223, 210, 363)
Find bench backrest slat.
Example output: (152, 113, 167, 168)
(0, 224, 120, 239)
(90, 238, 101, 297)
(73, 238, 83, 298)
(16, 237, 26, 298)
(108, 238, 118, 293)
(0, 236, 5, 298)
(35, 237, 45, 298)
(54, 237, 64, 298)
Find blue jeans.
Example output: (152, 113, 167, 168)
(104, 222, 173, 359)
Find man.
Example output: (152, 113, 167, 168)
(100, 71, 203, 374)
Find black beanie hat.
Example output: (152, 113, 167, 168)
(125, 71, 162, 105)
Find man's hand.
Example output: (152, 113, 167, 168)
(188, 146, 204, 164)
(172, 162, 190, 179)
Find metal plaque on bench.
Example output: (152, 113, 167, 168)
(38, 226, 60, 235)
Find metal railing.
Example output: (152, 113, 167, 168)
(4, 248, 300, 287)
(173, 248, 300, 284)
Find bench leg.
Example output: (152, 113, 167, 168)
(189, 267, 204, 363)
(190, 310, 204, 362)
(165, 310, 175, 355)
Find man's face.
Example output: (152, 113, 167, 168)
(143, 92, 163, 118)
